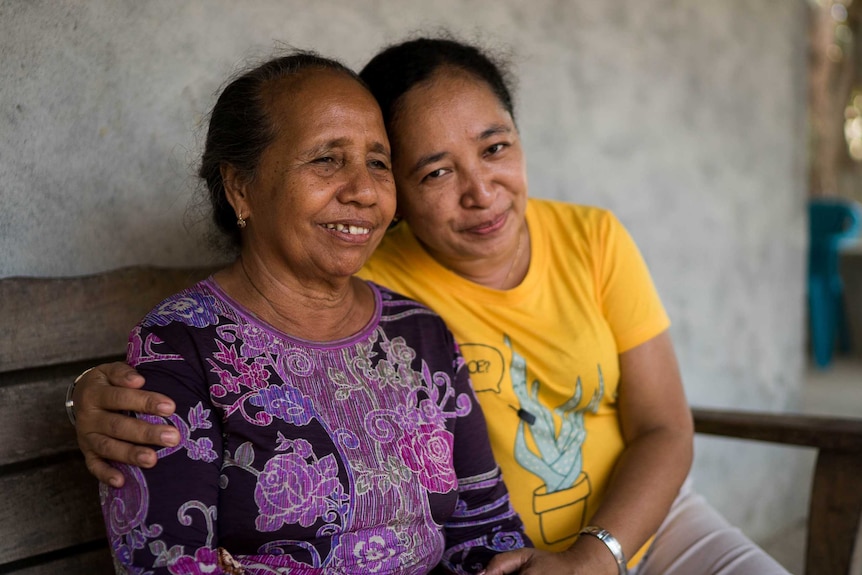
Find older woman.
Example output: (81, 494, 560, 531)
(95, 51, 528, 574)
(73, 38, 789, 575)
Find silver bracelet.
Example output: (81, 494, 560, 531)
(578, 525, 628, 575)
(65, 367, 94, 426)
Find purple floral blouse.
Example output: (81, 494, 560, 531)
(100, 279, 528, 574)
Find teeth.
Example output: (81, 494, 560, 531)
(324, 223, 370, 235)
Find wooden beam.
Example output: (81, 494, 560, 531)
(0, 266, 216, 373)
(692, 407, 862, 451)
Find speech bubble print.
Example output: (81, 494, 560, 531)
(460, 343, 505, 393)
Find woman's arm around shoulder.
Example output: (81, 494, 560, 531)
(72, 362, 180, 486)
(102, 325, 225, 572)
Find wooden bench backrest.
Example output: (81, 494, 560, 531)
(2, 265, 861, 575)
(0, 266, 215, 574)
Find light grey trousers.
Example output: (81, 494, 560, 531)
(632, 481, 792, 575)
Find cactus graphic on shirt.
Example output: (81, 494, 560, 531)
(505, 335, 603, 544)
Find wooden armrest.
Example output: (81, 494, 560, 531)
(691, 407, 862, 451)
(691, 406, 862, 575)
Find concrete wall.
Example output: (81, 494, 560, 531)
(0, 0, 811, 549)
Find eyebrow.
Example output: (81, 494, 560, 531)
(479, 123, 513, 140)
(408, 151, 448, 177)
(406, 123, 514, 177)
(369, 141, 390, 158)
(304, 138, 390, 160)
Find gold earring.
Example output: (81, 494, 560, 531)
(237, 211, 246, 229)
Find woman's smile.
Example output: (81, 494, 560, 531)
(463, 210, 509, 235)
(321, 220, 375, 243)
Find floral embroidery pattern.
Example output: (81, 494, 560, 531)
(148, 501, 218, 571)
(103, 281, 526, 574)
(144, 293, 220, 328)
(248, 383, 314, 426)
(138, 403, 218, 464)
(254, 441, 345, 531)
(101, 464, 161, 566)
(336, 530, 401, 573)
(163, 546, 220, 575)
(128, 328, 183, 366)
(397, 422, 456, 493)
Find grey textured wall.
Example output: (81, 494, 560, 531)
(0, 0, 810, 547)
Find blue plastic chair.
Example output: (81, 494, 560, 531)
(808, 198, 862, 367)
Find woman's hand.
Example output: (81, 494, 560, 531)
(73, 362, 179, 487)
(481, 535, 618, 574)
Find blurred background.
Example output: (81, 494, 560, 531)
(2, 1, 861, 572)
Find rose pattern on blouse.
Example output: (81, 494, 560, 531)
(335, 530, 401, 573)
(397, 422, 457, 493)
(103, 282, 522, 574)
(254, 443, 345, 531)
(248, 383, 314, 427)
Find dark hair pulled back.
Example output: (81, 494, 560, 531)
(359, 35, 516, 136)
(199, 51, 360, 249)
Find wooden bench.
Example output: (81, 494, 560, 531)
(1, 266, 860, 574)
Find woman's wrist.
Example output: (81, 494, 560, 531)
(577, 526, 628, 575)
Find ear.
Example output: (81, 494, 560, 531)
(221, 163, 249, 218)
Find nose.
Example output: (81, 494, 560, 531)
(337, 162, 380, 206)
(460, 167, 494, 209)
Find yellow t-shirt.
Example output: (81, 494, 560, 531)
(358, 198, 670, 562)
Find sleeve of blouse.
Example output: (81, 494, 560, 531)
(100, 322, 228, 574)
(597, 210, 671, 353)
(439, 339, 532, 574)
